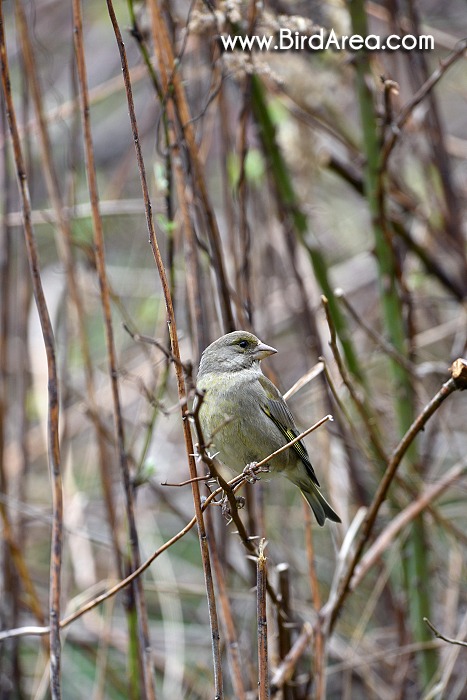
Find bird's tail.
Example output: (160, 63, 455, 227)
(300, 483, 341, 526)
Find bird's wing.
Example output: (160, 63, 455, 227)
(257, 375, 320, 486)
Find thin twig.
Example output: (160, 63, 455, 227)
(380, 39, 467, 170)
(282, 361, 325, 402)
(322, 295, 387, 464)
(326, 371, 461, 631)
(423, 618, 467, 648)
(123, 323, 192, 376)
(162, 475, 211, 488)
(149, 0, 235, 334)
(275, 563, 294, 700)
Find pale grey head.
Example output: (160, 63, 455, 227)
(197, 331, 277, 376)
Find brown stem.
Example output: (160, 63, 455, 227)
(275, 563, 294, 700)
(72, 2, 155, 697)
(107, 1, 223, 695)
(257, 540, 270, 700)
(352, 460, 467, 589)
(304, 504, 324, 699)
(207, 508, 247, 700)
(0, 6, 63, 697)
(149, 0, 235, 334)
(15, 0, 122, 579)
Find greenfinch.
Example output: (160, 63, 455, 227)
(196, 331, 341, 526)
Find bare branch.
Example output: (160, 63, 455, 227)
(424, 618, 467, 648)
(326, 367, 463, 631)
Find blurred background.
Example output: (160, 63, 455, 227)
(1, 0, 466, 698)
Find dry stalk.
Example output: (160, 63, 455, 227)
(106, 1, 224, 695)
(335, 288, 415, 374)
(72, 2, 155, 697)
(275, 563, 293, 700)
(0, 97, 47, 640)
(149, 1, 235, 333)
(235, 0, 259, 326)
(206, 507, 247, 700)
(0, 5, 63, 696)
(303, 504, 325, 699)
(257, 539, 269, 700)
(15, 0, 122, 577)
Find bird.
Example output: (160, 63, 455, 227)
(195, 330, 341, 526)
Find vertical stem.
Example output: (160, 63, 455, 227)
(107, 1, 224, 696)
(0, 6, 62, 698)
(149, 1, 235, 334)
(207, 510, 246, 700)
(304, 504, 325, 700)
(15, 0, 122, 579)
(72, 3, 155, 698)
(257, 540, 269, 700)
(276, 563, 294, 700)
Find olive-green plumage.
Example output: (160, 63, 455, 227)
(196, 331, 341, 526)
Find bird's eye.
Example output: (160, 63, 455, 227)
(238, 339, 249, 349)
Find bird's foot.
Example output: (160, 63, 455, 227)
(242, 462, 261, 483)
(221, 495, 246, 521)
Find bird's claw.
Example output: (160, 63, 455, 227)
(242, 462, 260, 483)
(221, 495, 246, 521)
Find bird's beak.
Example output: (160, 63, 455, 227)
(253, 341, 277, 360)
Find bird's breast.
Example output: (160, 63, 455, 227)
(197, 373, 294, 473)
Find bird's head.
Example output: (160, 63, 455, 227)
(197, 331, 277, 375)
